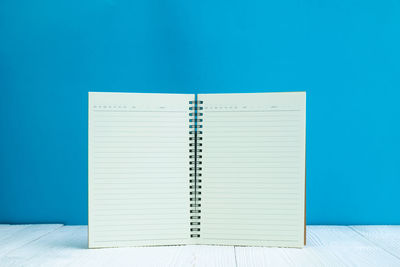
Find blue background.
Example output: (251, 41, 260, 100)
(0, 0, 399, 225)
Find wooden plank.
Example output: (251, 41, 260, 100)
(3, 224, 400, 266)
(0, 225, 31, 243)
(235, 226, 400, 267)
(0, 224, 62, 259)
(0, 225, 236, 267)
(192, 245, 236, 267)
(0, 225, 87, 267)
(351, 225, 400, 260)
(168, 245, 236, 267)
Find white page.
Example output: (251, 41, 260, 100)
(197, 92, 306, 247)
(88, 92, 193, 248)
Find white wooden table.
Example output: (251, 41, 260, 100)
(0, 225, 399, 266)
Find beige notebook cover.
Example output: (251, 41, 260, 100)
(88, 92, 306, 248)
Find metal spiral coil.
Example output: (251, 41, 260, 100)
(189, 100, 203, 238)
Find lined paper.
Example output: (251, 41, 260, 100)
(88, 92, 193, 248)
(198, 92, 306, 247)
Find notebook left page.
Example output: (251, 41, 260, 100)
(88, 92, 193, 248)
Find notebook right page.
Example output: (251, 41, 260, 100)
(198, 92, 306, 247)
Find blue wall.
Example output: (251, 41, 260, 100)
(0, 0, 399, 225)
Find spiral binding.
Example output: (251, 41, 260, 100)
(189, 99, 203, 238)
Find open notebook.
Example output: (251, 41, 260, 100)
(88, 92, 306, 248)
